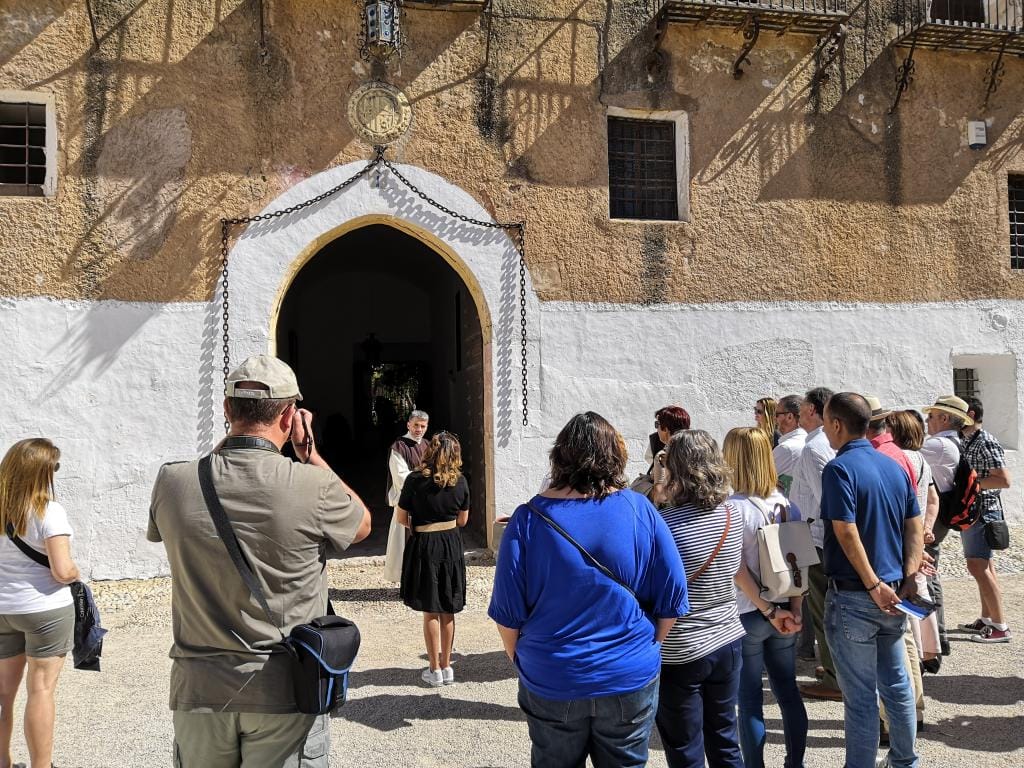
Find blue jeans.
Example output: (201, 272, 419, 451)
(738, 611, 807, 768)
(517, 677, 659, 768)
(656, 638, 743, 768)
(825, 586, 919, 768)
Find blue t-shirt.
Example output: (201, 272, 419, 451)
(820, 439, 921, 583)
(488, 490, 689, 700)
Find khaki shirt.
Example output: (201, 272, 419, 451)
(147, 445, 363, 713)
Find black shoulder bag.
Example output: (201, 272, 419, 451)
(197, 454, 360, 715)
(4, 522, 104, 671)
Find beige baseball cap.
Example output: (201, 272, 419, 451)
(226, 355, 302, 400)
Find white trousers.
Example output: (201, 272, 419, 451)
(383, 508, 406, 583)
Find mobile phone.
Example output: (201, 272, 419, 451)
(894, 594, 937, 620)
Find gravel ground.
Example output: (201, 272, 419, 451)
(9, 528, 1024, 767)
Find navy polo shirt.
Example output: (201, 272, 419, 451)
(820, 438, 920, 583)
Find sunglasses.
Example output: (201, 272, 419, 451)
(54, 462, 61, 472)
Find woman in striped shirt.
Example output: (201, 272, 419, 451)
(654, 430, 746, 768)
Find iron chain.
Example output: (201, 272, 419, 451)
(219, 147, 530, 430)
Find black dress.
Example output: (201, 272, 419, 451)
(398, 472, 469, 613)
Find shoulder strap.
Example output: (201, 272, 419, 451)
(525, 501, 640, 602)
(198, 455, 284, 638)
(4, 521, 51, 569)
(747, 496, 773, 525)
(688, 505, 732, 585)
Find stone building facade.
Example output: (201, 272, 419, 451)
(1, 0, 1022, 578)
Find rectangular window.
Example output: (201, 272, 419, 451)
(1011, 175, 1024, 270)
(0, 100, 48, 197)
(953, 367, 979, 401)
(608, 116, 678, 221)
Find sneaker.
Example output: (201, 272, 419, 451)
(421, 667, 444, 686)
(971, 626, 1012, 643)
(441, 666, 454, 685)
(959, 618, 991, 632)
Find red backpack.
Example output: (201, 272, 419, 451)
(937, 433, 982, 531)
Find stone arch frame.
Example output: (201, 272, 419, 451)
(225, 161, 539, 543)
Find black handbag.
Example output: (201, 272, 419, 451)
(197, 454, 360, 715)
(4, 522, 105, 671)
(983, 519, 1011, 551)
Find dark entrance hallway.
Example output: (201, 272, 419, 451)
(276, 223, 488, 556)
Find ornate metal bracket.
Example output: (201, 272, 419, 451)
(889, 34, 917, 114)
(733, 15, 761, 80)
(982, 37, 1009, 110)
(813, 23, 847, 85)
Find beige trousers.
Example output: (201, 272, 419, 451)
(172, 711, 329, 768)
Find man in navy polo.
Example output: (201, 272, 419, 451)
(819, 393, 923, 768)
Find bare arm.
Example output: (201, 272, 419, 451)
(44, 535, 79, 584)
(923, 484, 939, 541)
(902, 515, 924, 584)
(396, 506, 410, 528)
(495, 623, 519, 662)
(734, 565, 796, 633)
(655, 617, 676, 643)
(980, 467, 1011, 491)
(456, 509, 469, 527)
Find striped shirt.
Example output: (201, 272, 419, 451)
(659, 501, 744, 665)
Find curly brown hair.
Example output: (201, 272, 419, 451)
(663, 430, 732, 509)
(418, 432, 463, 488)
(548, 412, 627, 499)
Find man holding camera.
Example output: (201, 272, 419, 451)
(148, 355, 371, 767)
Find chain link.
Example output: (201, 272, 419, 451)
(219, 147, 530, 429)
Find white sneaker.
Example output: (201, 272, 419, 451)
(421, 667, 443, 687)
(441, 666, 454, 685)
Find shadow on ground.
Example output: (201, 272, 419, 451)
(353, 651, 516, 688)
(924, 674, 1024, 706)
(919, 714, 1024, 752)
(343, 692, 525, 732)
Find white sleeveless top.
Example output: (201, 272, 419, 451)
(0, 501, 74, 614)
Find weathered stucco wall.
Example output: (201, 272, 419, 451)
(1, 0, 1022, 304)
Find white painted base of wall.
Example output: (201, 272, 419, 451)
(1, 295, 1021, 579)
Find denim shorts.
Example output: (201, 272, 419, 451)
(0, 603, 75, 659)
(961, 514, 1000, 560)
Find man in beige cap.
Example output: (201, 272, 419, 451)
(919, 394, 974, 654)
(148, 354, 371, 767)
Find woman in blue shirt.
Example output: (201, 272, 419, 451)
(489, 412, 689, 768)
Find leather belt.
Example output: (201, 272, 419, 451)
(831, 578, 901, 592)
(414, 521, 458, 533)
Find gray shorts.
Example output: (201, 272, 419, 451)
(0, 603, 75, 659)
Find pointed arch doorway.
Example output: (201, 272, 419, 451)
(274, 219, 491, 555)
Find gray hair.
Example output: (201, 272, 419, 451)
(663, 430, 732, 510)
(408, 410, 429, 422)
(777, 395, 801, 416)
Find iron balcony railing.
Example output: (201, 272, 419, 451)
(894, 0, 1023, 52)
(663, 0, 851, 36)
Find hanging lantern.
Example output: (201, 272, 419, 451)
(359, 0, 403, 63)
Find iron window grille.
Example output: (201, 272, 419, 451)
(0, 101, 47, 197)
(1011, 175, 1024, 270)
(608, 117, 678, 221)
(953, 368, 979, 401)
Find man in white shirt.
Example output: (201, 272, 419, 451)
(773, 394, 807, 496)
(383, 410, 430, 583)
(790, 387, 840, 700)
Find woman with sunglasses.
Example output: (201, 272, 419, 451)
(0, 438, 79, 768)
(754, 398, 780, 448)
(396, 431, 470, 686)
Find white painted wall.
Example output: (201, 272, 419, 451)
(3, 163, 1023, 579)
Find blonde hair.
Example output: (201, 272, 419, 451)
(0, 438, 61, 537)
(663, 430, 732, 509)
(756, 397, 777, 437)
(418, 432, 463, 488)
(723, 427, 778, 498)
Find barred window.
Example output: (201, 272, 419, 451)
(0, 97, 51, 197)
(1011, 175, 1024, 270)
(608, 117, 678, 221)
(953, 368, 979, 401)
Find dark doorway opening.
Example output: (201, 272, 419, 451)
(276, 224, 488, 556)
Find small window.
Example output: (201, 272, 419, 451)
(608, 116, 678, 221)
(1011, 175, 1024, 270)
(953, 368, 978, 401)
(0, 92, 55, 197)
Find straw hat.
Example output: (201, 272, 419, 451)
(864, 395, 891, 423)
(922, 395, 974, 426)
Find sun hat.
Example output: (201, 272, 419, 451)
(864, 395, 891, 423)
(225, 355, 303, 400)
(922, 395, 974, 426)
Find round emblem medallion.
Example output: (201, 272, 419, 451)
(347, 82, 412, 146)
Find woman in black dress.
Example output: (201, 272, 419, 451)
(396, 431, 470, 686)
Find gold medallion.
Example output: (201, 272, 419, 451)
(347, 82, 412, 146)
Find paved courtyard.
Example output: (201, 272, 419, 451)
(11, 538, 1024, 767)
